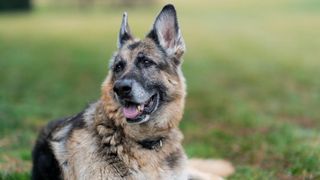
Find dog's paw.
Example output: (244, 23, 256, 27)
(187, 158, 234, 180)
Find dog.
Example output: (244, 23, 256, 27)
(31, 4, 234, 180)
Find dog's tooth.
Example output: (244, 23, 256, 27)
(137, 105, 141, 112)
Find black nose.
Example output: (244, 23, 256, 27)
(113, 79, 133, 97)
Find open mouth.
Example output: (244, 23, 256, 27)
(122, 93, 160, 124)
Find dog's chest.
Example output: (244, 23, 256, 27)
(52, 128, 187, 180)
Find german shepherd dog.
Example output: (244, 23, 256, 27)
(32, 4, 233, 180)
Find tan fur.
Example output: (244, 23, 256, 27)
(46, 5, 234, 180)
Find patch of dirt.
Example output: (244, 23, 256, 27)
(280, 116, 318, 129)
(0, 155, 31, 173)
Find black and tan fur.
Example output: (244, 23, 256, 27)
(32, 4, 233, 180)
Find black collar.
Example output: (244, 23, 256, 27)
(137, 137, 164, 150)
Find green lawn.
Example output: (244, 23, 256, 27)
(1, 0, 320, 179)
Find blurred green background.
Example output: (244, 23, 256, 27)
(1, 0, 320, 179)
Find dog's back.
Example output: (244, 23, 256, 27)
(32, 118, 66, 180)
(32, 112, 84, 180)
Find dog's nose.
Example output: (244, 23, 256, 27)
(113, 79, 133, 97)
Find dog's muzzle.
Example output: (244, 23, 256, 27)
(113, 79, 160, 124)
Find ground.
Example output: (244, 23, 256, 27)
(0, 0, 320, 179)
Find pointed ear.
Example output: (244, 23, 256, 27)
(147, 4, 185, 59)
(118, 12, 133, 49)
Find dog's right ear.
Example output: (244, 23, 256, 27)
(118, 12, 133, 49)
(147, 4, 185, 61)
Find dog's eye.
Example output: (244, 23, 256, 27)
(137, 54, 155, 68)
(139, 57, 155, 68)
(114, 62, 125, 73)
(142, 59, 153, 67)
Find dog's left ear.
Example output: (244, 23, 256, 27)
(147, 4, 186, 61)
(118, 12, 133, 49)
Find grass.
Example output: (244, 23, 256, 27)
(1, 0, 320, 179)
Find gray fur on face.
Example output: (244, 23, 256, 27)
(118, 79, 153, 104)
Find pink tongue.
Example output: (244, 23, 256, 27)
(123, 105, 140, 119)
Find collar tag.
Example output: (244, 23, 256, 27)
(159, 139, 163, 148)
(138, 137, 164, 150)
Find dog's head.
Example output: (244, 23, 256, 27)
(102, 4, 186, 126)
